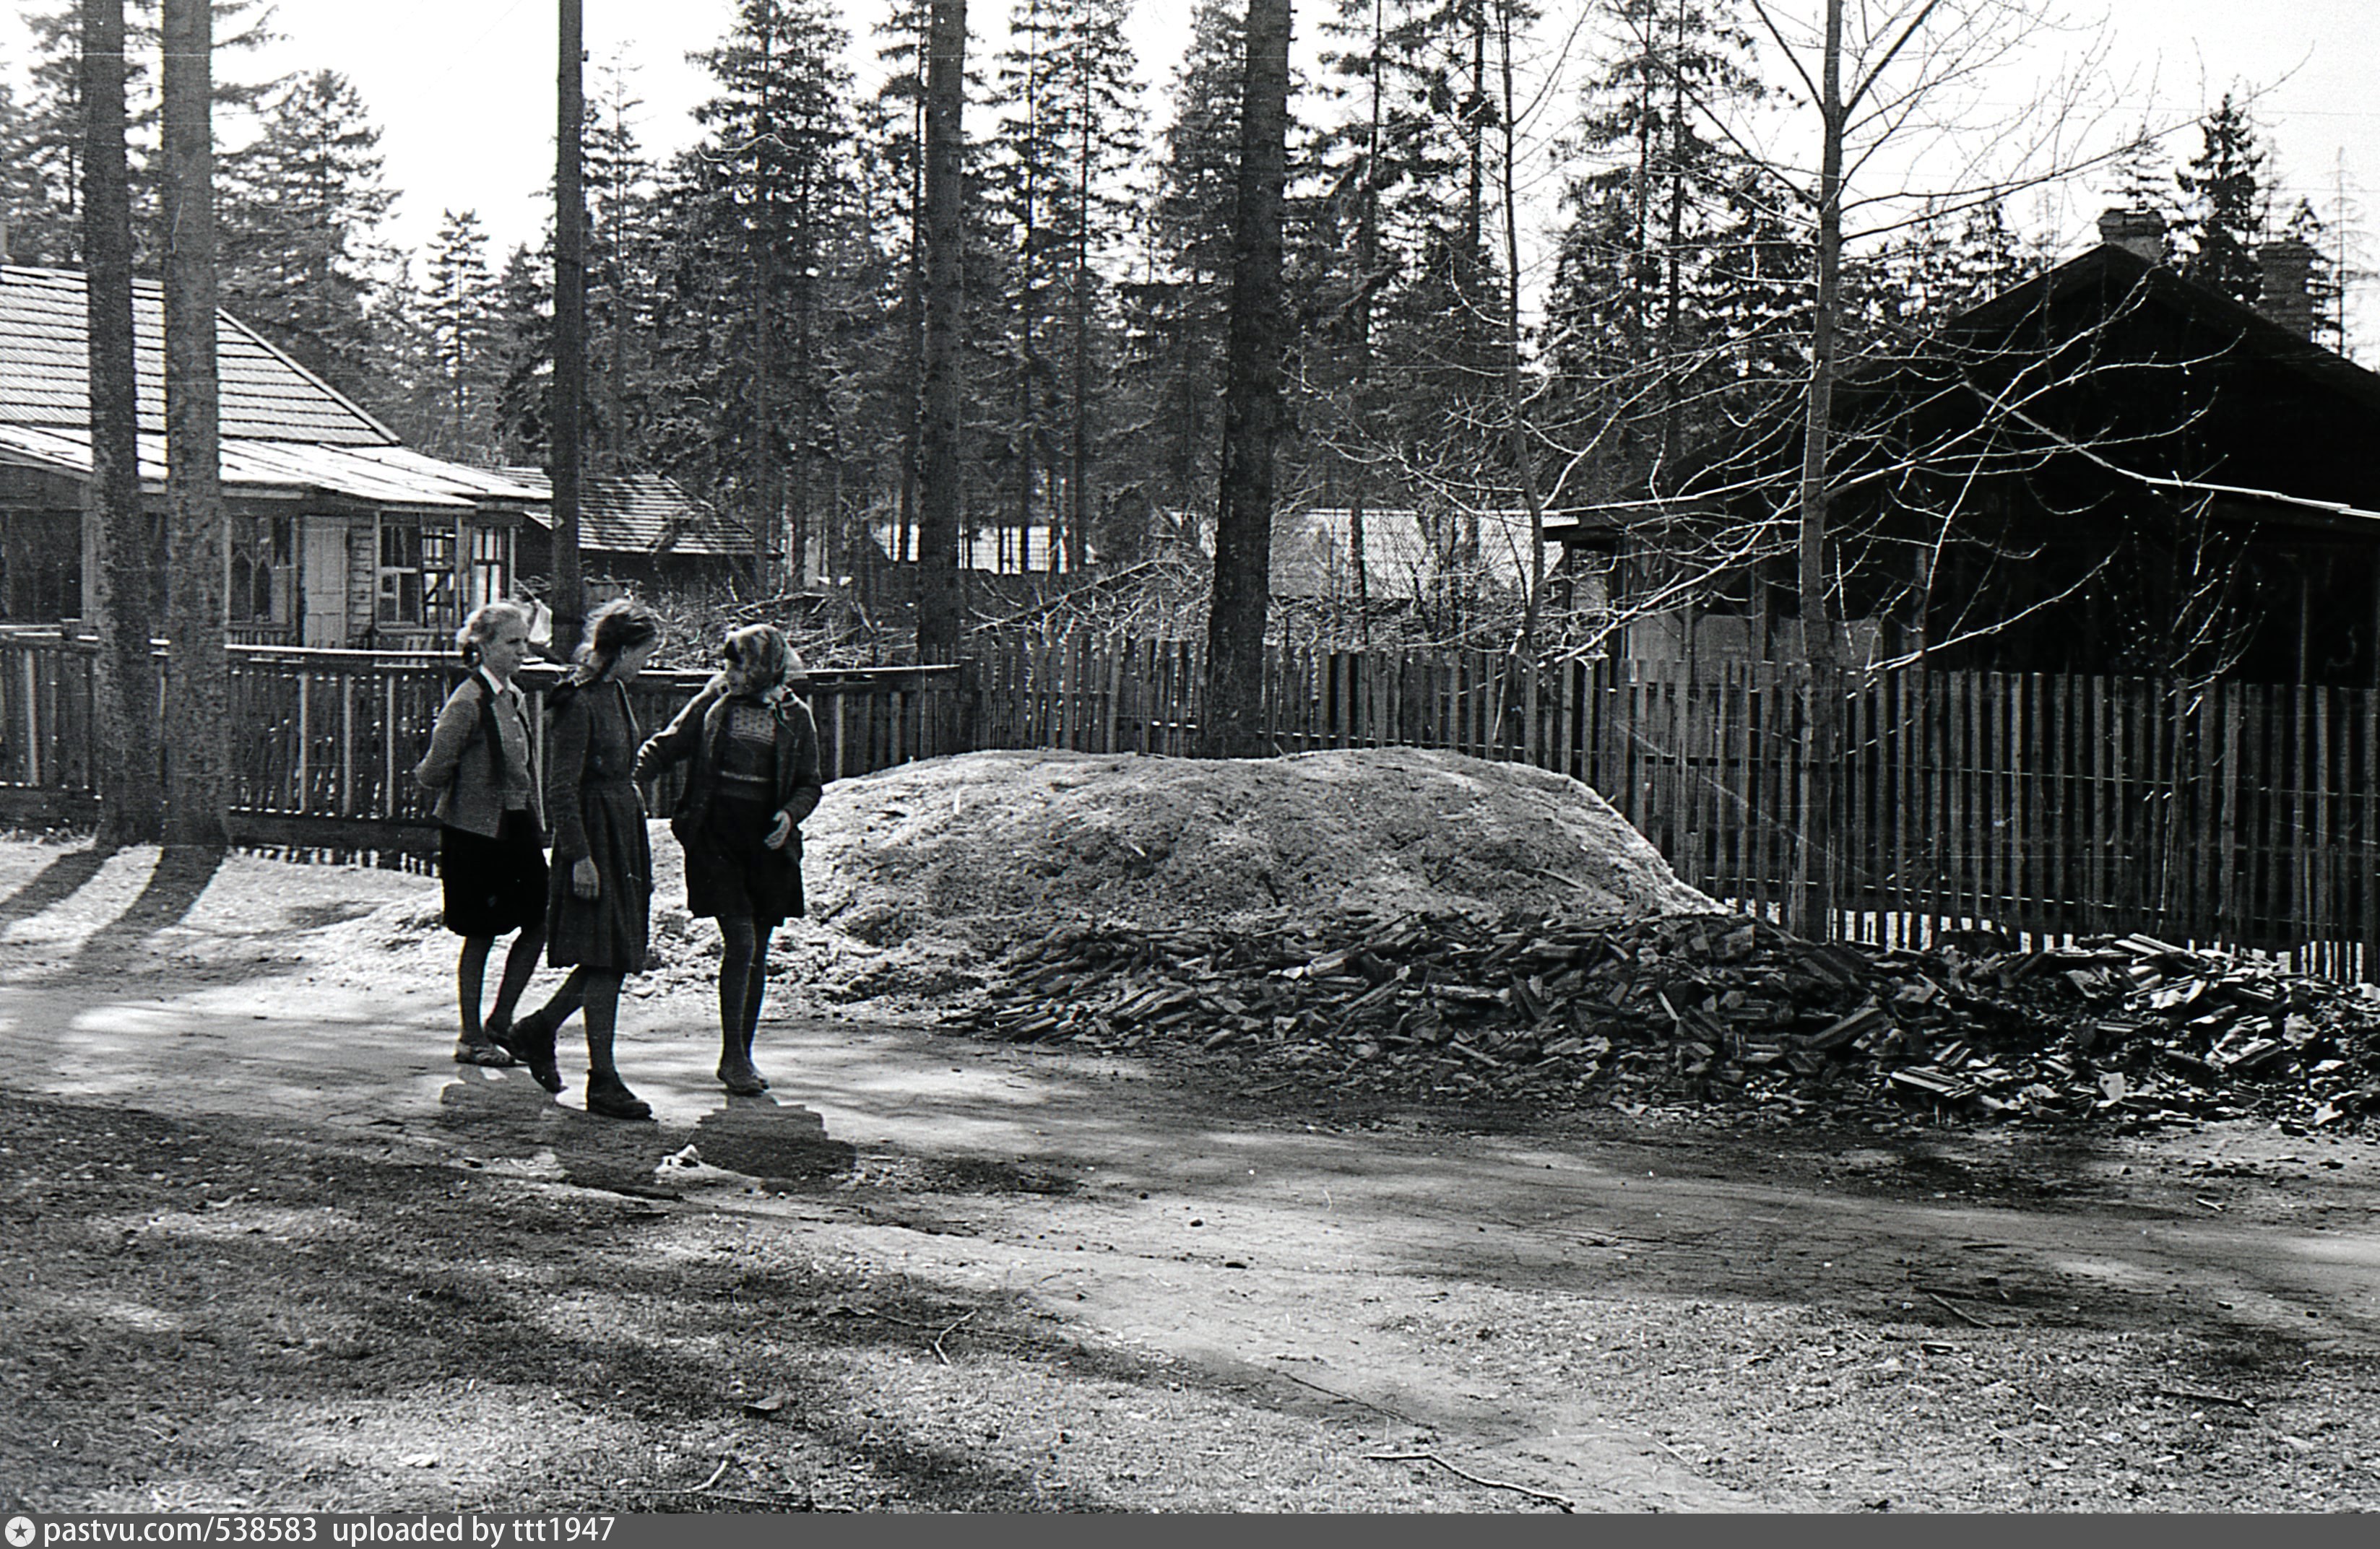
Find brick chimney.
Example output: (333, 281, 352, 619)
(2096, 207, 2168, 264)
(2256, 239, 2319, 340)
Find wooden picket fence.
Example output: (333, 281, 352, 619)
(0, 630, 967, 862)
(5, 622, 2376, 976)
(975, 630, 2380, 977)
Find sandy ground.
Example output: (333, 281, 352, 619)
(1, 821, 2378, 1511)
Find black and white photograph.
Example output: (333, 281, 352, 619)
(1, 0, 2378, 1517)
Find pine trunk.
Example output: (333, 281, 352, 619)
(1201, 0, 1291, 759)
(82, 0, 162, 846)
(553, 0, 588, 648)
(914, 0, 968, 662)
(160, 0, 229, 851)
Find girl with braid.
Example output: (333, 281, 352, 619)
(497, 599, 663, 1119)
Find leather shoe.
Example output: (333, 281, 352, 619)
(585, 1080, 652, 1121)
(454, 1036, 516, 1068)
(494, 1010, 563, 1093)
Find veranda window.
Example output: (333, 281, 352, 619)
(378, 521, 459, 630)
(228, 513, 294, 624)
(466, 524, 511, 613)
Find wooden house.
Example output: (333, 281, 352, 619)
(1554, 218, 2380, 685)
(503, 467, 756, 595)
(0, 264, 539, 648)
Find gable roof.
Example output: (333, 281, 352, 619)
(1943, 242, 2380, 417)
(0, 265, 393, 445)
(503, 468, 753, 557)
(0, 265, 545, 511)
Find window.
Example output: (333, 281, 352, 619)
(378, 521, 462, 632)
(466, 524, 510, 613)
(228, 512, 293, 624)
(378, 522, 422, 626)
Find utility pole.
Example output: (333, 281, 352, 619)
(553, 0, 587, 655)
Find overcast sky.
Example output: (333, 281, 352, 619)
(6, 1, 2376, 347)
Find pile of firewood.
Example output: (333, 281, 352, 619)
(943, 911, 2380, 1127)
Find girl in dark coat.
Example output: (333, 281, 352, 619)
(636, 624, 823, 1095)
(496, 599, 662, 1119)
(412, 602, 545, 1067)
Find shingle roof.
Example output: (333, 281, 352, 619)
(0, 265, 392, 446)
(502, 467, 753, 557)
(0, 425, 545, 508)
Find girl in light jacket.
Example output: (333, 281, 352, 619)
(412, 602, 546, 1067)
(636, 624, 823, 1095)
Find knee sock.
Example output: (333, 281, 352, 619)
(581, 971, 626, 1087)
(456, 937, 493, 1038)
(489, 925, 545, 1028)
(719, 917, 758, 1063)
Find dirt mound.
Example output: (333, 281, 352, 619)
(802, 747, 1715, 953)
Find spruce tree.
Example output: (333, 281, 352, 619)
(1544, 0, 1773, 504)
(217, 69, 396, 396)
(655, 0, 862, 587)
(1130, 0, 1247, 527)
(987, 0, 1141, 570)
(2175, 93, 2268, 308)
(420, 209, 498, 458)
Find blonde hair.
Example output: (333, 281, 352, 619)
(454, 601, 532, 666)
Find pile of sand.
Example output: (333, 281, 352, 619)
(324, 747, 1714, 1012)
(801, 747, 1714, 955)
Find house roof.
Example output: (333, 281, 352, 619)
(1945, 242, 2380, 417)
(0, 265, 393, 445)
(1263, 507, 1541, 599)
(0, 265, 547, 513)
(0, 425, 544, 509)
(502, 468, 753, 557)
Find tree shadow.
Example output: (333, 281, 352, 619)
(59, 844, 228, 979)
(0, 843, 117, 933)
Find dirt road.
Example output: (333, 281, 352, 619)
(4, 839, 2379, 1511)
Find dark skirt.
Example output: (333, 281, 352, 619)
(439, 811, 548, 937)
(547, 782, 652, 973)
(683, 791, 802, 927)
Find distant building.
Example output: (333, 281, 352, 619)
(0, 264, 537, 648)
(501, 467, 755, 594)
(1552, 216, 2380, 684)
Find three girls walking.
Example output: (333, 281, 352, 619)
(417, 601, 821, 1116)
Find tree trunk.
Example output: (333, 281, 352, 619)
(1792, 0, 1846, 938)
(552, 0, 588, 651)
(159, 0, 228, 851)
(914, 0, 968, 663)
(1201, 0, 1291, 760)
(1497, 0, 1546, 758)
(82, 0, 161, 846)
